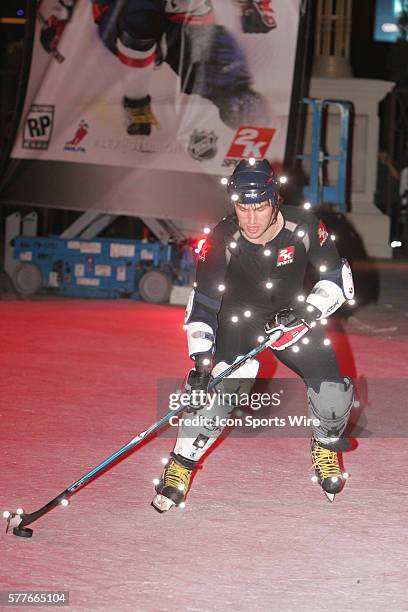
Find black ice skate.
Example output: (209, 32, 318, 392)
(123, 95, 159, 136)
(310, 437, 349, 502)
(152, 454, 196, 513)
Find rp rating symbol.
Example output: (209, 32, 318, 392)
(23, 104, 54, 150)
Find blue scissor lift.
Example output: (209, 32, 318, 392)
(297, 97, 352, 212)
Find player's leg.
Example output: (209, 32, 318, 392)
(97, 0, 164, 135)
(274, 325, 355, 496)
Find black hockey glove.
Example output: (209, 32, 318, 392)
(239, 0, 277, 34)
(185, 359, 212, 409)
(264, 305, 320, 351)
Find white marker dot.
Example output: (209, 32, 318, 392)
(265, 282, 273, 289)
(257, 336, 265, 343)
(320, 265, 327, 272)
(297, 230, 305, 238)
(220, 177, 228, 185)
(304, 202, 311, 210)
(244, 310, 251, 318)
(203, 227, 211, 235)
(231, 316, 239, 323)
(218, 284, 225, 292)
(292, 346, 300, 353)
(264, 249, 271, 256)
(320, 318, 328, 326)
(323, 338, 331, 346)
(229, 241, 237, 249)
(297, 295, 305, 302)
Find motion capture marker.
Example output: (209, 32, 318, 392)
(348, 299, 356, 306)
(248, 157, 256, 166)
(265, 281, 273, 289)
(16, 508, 24, 515)
(319, 265, 327, 272)
(297, 295, 305, 302)
(229, 241, 237, 249)
(161, 457, 169, 465)
(323, 339, 331, 346)
(310, 321, 317, 328)
(292, 346, 300, 353)
(231, 194, 239, 202)
(177, 484, 185, 491)
(302, 337, 310, 344)
(203, 227, 211, 235)
(218, 284, 226, 292)
(193, 282, 197, 288)
(263, 249, 271, 256)
(279, 176, 288, 184)
(342, 472, 349, 479)
(320, 318, 328, 326)
(3, 511, 10, 519)
(60, 498, 69, 507)
(297, 230, 305, 237)
(244, 310, 251, 318)
(311, 475, 319, 483)
(153, 478, 160, 486)
(257, 336, 265, 343)
(220, 177, 228, 185)
(202, 358, 211, 366)
(179, 502, 186, 509)
(231, 316, 239, 323)
(330, 234, 336, 241)
(391, 240, 402, 248)
(306, 305, 314, 313)
(331, 476, 339, 483)
(304, 202, 311, 210)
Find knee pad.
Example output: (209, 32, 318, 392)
(173, 358, 259, 461)
(307, 377, 354, 441)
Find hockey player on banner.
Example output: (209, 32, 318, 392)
(39, 0, 277, 134)
(152, 159, 356, 512)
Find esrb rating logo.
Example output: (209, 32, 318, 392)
(223, 126, 276, 167)
(23, 104, 54, 150)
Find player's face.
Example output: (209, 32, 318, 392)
(235, 200, 275, 240)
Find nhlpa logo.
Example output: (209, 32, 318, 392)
(64, 120, 89, 152)
(318, 221, 329, 246)
(223, 126, 276, 167)
(188, 129, 218, 161)
(277, 246, 294, 267)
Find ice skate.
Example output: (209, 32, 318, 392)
(310, 437, 349, 502)
(123, 95, 159, 136)
(152, 455, 195, 513)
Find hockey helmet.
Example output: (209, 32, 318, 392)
(227, 159, 280, 205)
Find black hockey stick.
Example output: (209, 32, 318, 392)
(4, 331, 281, 538)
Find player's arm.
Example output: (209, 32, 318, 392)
(39, 0, 77, 54)
(183, 226, 228, 401)
(265, 215, 354, 351)
(303, 215, 354, 320)
(233, 0, 277, 33)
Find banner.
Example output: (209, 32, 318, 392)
(7, 0, 302, 223)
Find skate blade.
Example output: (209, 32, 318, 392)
(151, 494, 175, 513)
(324, 492, 335, 503)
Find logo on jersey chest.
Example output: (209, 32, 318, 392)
(318, 221, 329, 246)
(277, 246, 295, 266)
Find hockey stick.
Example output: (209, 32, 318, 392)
(4, 330, 281, 538)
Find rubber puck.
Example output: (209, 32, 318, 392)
(13, 526, 33, 538)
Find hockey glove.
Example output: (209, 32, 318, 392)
(238, 0, 277, 34)
(185, 359, 212, 408)
(40, 0, 73, 54)
(264, 305, 320, 351)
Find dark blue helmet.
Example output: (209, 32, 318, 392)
(227, 159, 280, 205)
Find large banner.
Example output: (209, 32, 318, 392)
(7, 0, 302, 224)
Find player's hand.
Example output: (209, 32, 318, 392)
(264, 307, 314, 351)
(185, 362, 212, 408)
(239, 0, 277, 34)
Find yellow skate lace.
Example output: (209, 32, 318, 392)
(311, 443, 341, 479)
(163, 461, 192, 492)
(127, 106, 160, 128)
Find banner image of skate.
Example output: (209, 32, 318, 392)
(12, 0, 301, 175)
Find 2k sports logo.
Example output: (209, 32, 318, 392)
(222, 126, 276, 167)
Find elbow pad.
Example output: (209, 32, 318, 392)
(184, 290, 219, 359)
(306, 259, 354, 319)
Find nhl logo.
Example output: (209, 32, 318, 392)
(188, 129, 218, 161)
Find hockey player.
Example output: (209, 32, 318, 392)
(39, 0, 277, 134)
(152, 159, 355, 512)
